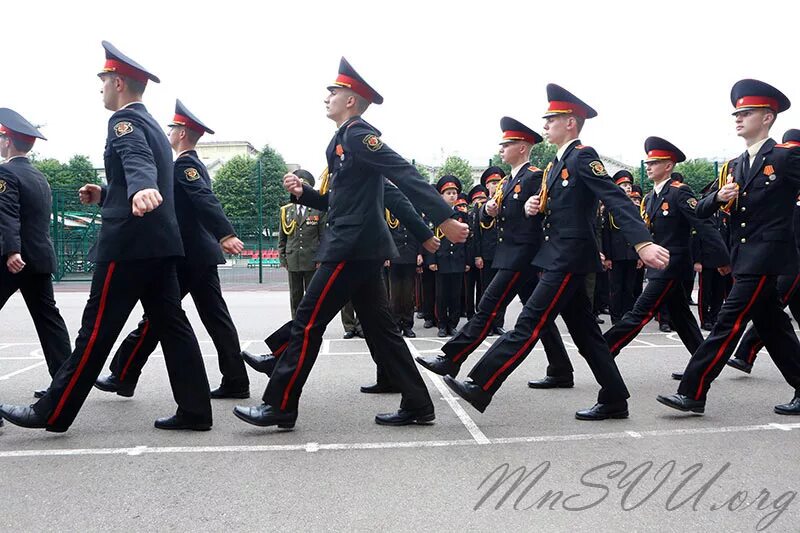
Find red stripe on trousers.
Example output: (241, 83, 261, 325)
(745, 273, 800, 364)
(281, 262, 346, 410)
(609, 280, 675, 354)
(273, 341, 288, 357)
(453, 272, 520, 363)
(483, 273, 572, 391)
(695, 275, 766, 400)
(48, 262, 117, 425)
(119, 320, 150, 380)
(782, 274, 800, 305)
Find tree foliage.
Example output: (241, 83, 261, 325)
(31, 154, 100, 210)
(415, 163, 432, 182)
(437, 155, 474, 191)
(674, 159, 719, 194)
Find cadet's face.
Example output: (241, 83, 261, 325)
(499, 142, 516, 164)
(325, 88, 349, 122)
(167, 126, 183, 152)
(542, 116, 568, 145)
(645, 160, 670, 181)
(619, 182, 632, 194)
(486, 181, 497, 196)
(441, 189, 458, 205)
(734, 109, 770, 139)
(99, 74, 119, 111)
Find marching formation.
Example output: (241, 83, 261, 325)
(1, 41, 799, 435)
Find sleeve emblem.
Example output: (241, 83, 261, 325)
(114, 121, 134, 137)
(0, 180, 6, 193)
(362, 134, 383, 152)
(687, 197, 698, 209)
(184, 168, 201, 181)
(589, 160, 608, 177)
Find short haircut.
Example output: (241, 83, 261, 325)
(10, 136, 34, 153)
(573, 115, 585, 133)
(122, 75, 147, 96)
(353, 94, 370, 114)
(185, 128, 203, 144)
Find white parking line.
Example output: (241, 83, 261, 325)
(0, 361, 45, 381)
(404, 338, 490, 445)
(1, 422, 797, 459)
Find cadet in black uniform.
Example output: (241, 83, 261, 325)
(420, 208, 438, 329)
(469, 178, 504, 334)
(659, 79, 800, 415)
(386, 204, 424, 338)
(603, 171, 639, 324)
(727, 129, 800, 373)
(417, 118, 572, 387)
(426, 177, 470, 337)
(94, 99, 250, 400)
(444, 85, 670, 420)
(463, 185, 487, 322)
(603, 138, 729, 379)
(232, 58, 468, 429)
(0, 42, 212, 432)
(0, 109, 71, 399)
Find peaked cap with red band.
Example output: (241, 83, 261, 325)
(480, 165, 505, 187)
(327, 57, 383, 105)
(169, 99, 214, 135)
(644, 136, 686, 163)
(730, 79, 790, 115)
(436, 174, 462, 194)
(98, 40, 160, 84)
(612, 169, 633, 186)
(0, 107, 47, 144)
(543, 83, 597, 119)
(468, 184, 488, 202)
(499, 116, 543, 145)
(782, 129, 800, 144)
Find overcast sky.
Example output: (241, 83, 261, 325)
(4, 0, 799, 174)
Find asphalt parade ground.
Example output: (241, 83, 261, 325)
(1, 288, 799, 532)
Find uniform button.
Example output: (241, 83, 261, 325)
(546, 223, 551, 228)
(740, 222, 746, 228)
(742, 192, 747, 197)
(544, 236, 550, 241)
(501, 217, 506, 221)
(498, 237, 503, 242)
(741, 207, 746, 212)
(299, 246, 303, 249)
(740, 238, 746, 243)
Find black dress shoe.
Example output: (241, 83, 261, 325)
(33, 388, 49, 399)
(443, 376, 491, 413)
(423, 319, 435, 329)
(528, 375, 574, 389)
(360, 383, 400, 394)
(671, 372, 683, 381)
(659, 323, 672, 333)
(210, 384, 250, 399)
(232, 403, 297, 429)
(437, 327, 448, 338)
(0, 404, 47, 429)
(656, 393, 705, 414)
(726, 357, 753, 374)
(241, 351, 277, 376)
(154, 414, 212, 431)
(402, 327, 416, 338)
(774, 396, 800, 415)
(492, 326, 506, 336)
(343, 330, 356, 339)
(375, 404, 435, 426)
(415, 355, 460, 377)
(94, 374, 135, 397)
(575, 401, 629, 420)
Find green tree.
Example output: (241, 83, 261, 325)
(212, 155, 257, 225)
(257, 144, 289, 239)
(437, 155, 474, 191)
(415, 163, 432, 182)
(674, 158, 718, 193)
(529, 143, 558, 170)
(489, 154, 511, 175)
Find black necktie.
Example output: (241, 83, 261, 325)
(742, 151, 750, 177)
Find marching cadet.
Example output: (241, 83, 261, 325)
(659, 79, 800, 416)
(603, 171, 640, 324)
(443, 85, 669, 421)
(233, 57, 468, 429)
(603, 137, 729, 381)
(427, 176, 471, 337)
(0, 108, 71, 400)
(386, 201, 424, 338)
(417, 117, 571, 386)
(0, 41, 213, 432)
(278, 169, 324, 319)
(727, 128, 800, 374)
(692, 178, 731, 330)
(95, 99, 251, 400)
(469, 177, 504, 334)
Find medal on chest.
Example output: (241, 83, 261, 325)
(561, 168, 569, 187)
(661, 201, 669, 216)
(513, 183, 521, 199)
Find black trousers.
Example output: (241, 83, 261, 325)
(263, 260, 431, 412)
(698, 267, 727, 326)
(436, 272, 462, 330)
(609, 259, 637, 323)
(594, 270, 610, 313)
(389, 262, 416, 328)
(479, 266, 503, 328)
(421, 269, 436, 321)
(108, 262, 248, 389)
(33, 259, 212, 431)
(288, 270, 315, 319)
(733, 273, 800, 365)
(464, 268, 480, 319)
(634, 267, 645, 298)
(468, 271, 629, 404)
(443, 267, 571, 377)
(604, 277, 703, 357)
(678, 274, 800, 401)
(0, 268, 70, 377)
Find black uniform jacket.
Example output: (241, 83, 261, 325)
(534, 141, 651, 274)
(428, 207, 471, 274)
(470, 203, 498, 263)
(697, 139, 800, 275)
(94, 103, 184, 262)
(294, 116, 451, 263)
(482, 165, 545, 271)
(173, 150, 235, 266)
(602, 211, 639, 262)
(0, 157, 57, 273)
(642, 179, 728, 280)
(689, 210, 731, 268)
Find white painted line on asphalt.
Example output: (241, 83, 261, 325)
(1, 422, 799, 460)
(632, 339, 657, 347)
(404, 338, 490, 445)
(321, 340, 330, 356)
(0, 361, 45, 381)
